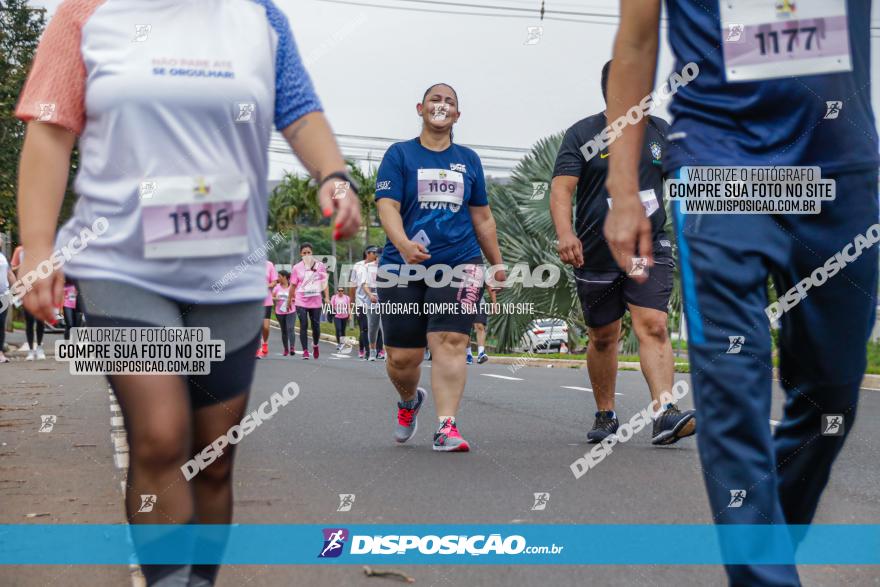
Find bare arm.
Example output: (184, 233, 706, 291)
(17, 122, 77, 321)
(550, 175, 584, 267)
(469, 205, 503, 266)
(281, 112, 361, 240)
(469, 205, 507, 290)
(603, 0, 662, 280)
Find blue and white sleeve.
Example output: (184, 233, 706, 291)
(257, 0, 324, 130)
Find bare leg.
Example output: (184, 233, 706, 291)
(475, 322, 486, 348)
(385, 345, 423, 402)
(629, 305, 674, 406)
(428, 331, 470, 418)
(586, 320, 621, 412)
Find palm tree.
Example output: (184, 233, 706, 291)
(346, 160, 379, 249)
(268, 171, 320, 263)
(490, 133, 583, 351)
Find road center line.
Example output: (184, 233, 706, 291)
(480, 373, 523, 381)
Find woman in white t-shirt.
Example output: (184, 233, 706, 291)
(14, 1, 360, 584)
(0, 251, 14, 363)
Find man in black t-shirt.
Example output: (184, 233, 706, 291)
(550, 60, 696, 447)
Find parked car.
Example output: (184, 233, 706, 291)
(516, 319, 568, 353)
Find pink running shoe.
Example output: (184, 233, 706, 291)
(282, 349, 289, 356)
(313, 345, 319, 359)
(433, 418, 470, 452)
(302, 349, 310, 360)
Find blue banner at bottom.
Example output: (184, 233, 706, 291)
(1, 525, 879, 565)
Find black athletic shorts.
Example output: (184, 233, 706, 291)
(574, 260, 673, 328)
(378, 261, 485, 348)
(264, 306, 273, 319)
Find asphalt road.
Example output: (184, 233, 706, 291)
(2, 329, 879, 586)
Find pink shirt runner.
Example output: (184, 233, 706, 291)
(290, 260, 327, 309)
(331, 293, 350, 318)
(264, 261, 278, 306)
(273, 283, 294, 315)
(63, 285, 78, 309)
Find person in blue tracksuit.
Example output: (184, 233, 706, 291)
(601, 1, 878, 585)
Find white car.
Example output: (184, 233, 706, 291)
(517, 319, 568, 353)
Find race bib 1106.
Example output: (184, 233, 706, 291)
(141, 176, 250, 259)
(721, 0, 851, 82)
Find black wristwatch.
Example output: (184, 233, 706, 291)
(319, 170, 360, 196)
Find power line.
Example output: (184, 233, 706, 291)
(377, 0, 622, 19)
(312, 0, 622, 25)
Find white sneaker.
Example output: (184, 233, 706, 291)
(26, 350, 36, 361)
(19, 342, 30, 352)
(35, 346, 46, 360)
(0, 353, 9, 364)
(369, 350, 377, 362)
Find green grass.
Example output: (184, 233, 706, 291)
(866, 341, 880, 374)
(490, 351, 688, 364)
(284, 318, 880, 376)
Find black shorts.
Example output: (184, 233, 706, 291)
(473, 309, 488, 326)
(378, 264, 485, 348)
(264, 306, 273, 319)
(574, 260, 673, 328)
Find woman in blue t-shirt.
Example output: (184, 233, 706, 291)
(375, 83, 506, 452)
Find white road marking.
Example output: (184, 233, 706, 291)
(481, 373, 523, 381)
(113, 452, 129, 469)
(560, 385, 623, 396)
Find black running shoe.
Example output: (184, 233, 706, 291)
(652, 404, 696, 445)
(587, 411, 619, 444)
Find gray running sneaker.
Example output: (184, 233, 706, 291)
(395, 387, 426, 443)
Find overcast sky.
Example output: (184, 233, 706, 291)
(32, 0, 880, 178)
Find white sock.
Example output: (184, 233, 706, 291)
(478, 346, 485, 354)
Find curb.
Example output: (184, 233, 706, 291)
(7, 327, 880, 391)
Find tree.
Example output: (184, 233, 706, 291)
(268, 170, 320, 263)
(346, 160, 378, 249)
(490, 133, 581, 351)
(1, 2, 79, 247)
(1, 0, 45, 241)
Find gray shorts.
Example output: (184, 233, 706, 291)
(74, 278, 264, 408)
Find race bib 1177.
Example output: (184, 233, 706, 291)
(721, 0, 851, 82)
